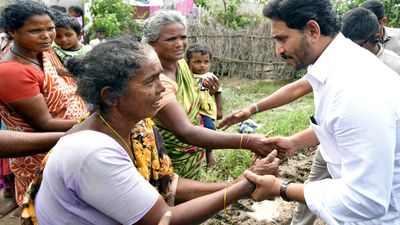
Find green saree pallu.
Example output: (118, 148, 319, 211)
(154, 59, 205, 179)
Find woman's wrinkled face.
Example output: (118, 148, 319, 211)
(151, 22, 188, 62)
(118, 50, 166, 120)
(9, 14, 55, 52)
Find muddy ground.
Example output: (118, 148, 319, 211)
(203, 147, 327, 225)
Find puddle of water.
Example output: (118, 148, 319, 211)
(246, 199, 281, 221)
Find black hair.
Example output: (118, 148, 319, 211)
(50, 5, 66, 13)
(186, 43, 212, 62)
(96, 28, 106, 33)
(341, 7, 380, 44)
(263, 0, 341, 37)
(66, 37, 152, 109)
(54, 14, 81, 34)
(68, 6, 83, 16)
(0, 0, 54, 34)
(360, 0, 385, 20)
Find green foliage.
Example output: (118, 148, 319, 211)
(86, 0, 142, 39)
(195, 0, 265, 29)
(333, 0, 400, 27)
(195, 0, 211, 10)
(194, 0, 399, 28)
(333, 0, 365, 15)
(383, 0, 400, 27)
(200, 79, 314, 182)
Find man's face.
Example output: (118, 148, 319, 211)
(271, 20, 313, 71)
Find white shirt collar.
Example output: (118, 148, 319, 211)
(306, 33, 346, 84)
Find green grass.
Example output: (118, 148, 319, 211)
(200, 78, 315, 182)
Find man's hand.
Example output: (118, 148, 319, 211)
(217, 107, 252, 130)
(251, 150, 279, 176)
(244, 170, 279, 201)
(245, 134, 279, 158)
(263, 136, 297, 159)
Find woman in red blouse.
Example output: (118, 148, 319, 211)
(0, 0, 88, 205)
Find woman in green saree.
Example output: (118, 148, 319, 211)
(143, 10, 276, 179)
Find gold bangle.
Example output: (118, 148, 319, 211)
(223, 187, 227, 212)
(239, 134, 244, 149)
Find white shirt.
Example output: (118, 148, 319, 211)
(89, 38, 107, 47)
(376, 43, 400, 74)
(36, 130, 159, 225)
(383, 26, 400, 56)
(303, 33, 400, 225)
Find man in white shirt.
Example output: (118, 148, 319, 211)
(243, 0, 400, 224)
(341, 7, 400, 74)
(360, 0, 400, 55)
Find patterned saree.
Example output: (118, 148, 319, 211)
(154, 59, 205, 179)
(0, 51, 88, 205)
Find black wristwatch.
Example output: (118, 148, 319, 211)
(279, 180, 293, 201)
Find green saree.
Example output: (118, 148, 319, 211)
(154, 59, 205, 179)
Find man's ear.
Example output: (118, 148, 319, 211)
(307, 20, 321, 38)
(100, 86, 118, 107)
(305, 20, 321, 41)
(379, 17, 388, 26)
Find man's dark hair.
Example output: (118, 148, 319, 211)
(186, 43, 212, 62)
(341, 7, 380, 44)
(360, 0, 385, 20)
(263, 0, 341, 37)
(96, 28, 106, 33)
(54, 14, 81, 34)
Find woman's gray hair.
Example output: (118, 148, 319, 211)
(143, 10, 187, 43)
(66, 37, 155, 110)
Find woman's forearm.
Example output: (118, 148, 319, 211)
(175, 178, 228, 202)
(170, 179, 254, 225)
(40, 118, 77, 132)
(0, 131, 63, 157)
(156, 101, 247, 149)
